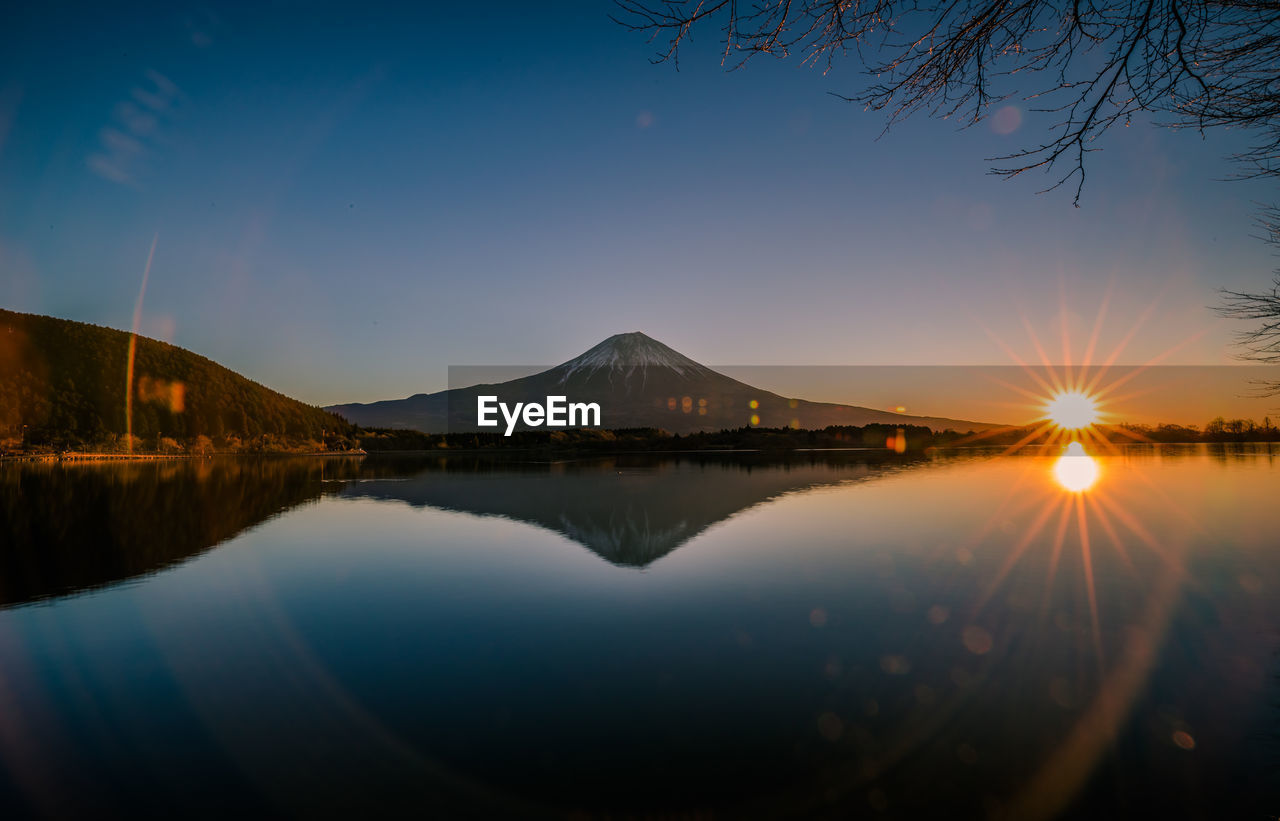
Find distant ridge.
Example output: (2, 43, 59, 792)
(327, 331, 994, 434)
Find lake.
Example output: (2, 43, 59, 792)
(0, 446, 1276, 818)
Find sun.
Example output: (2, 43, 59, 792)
(1044, 390, 1099, 430)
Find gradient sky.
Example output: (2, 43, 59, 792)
(2, 2, 1278, 413)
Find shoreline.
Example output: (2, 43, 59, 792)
(5, 439, 1277, 464)
(0, 450, 368, 464)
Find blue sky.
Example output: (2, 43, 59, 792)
(2, 1, 1276, 407)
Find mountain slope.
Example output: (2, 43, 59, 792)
(328, 332, 992, 434)
(0, 308, 351, 443)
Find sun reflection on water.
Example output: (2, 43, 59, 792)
(1052, 441, 1100, 492)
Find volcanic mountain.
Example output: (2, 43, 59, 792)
(326, 332, 991, 434)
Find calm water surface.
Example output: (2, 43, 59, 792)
(0, 446, 1277, 818)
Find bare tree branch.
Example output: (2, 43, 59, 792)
(1219, 211, 1280, 393)
(615, 1, 1280, 199)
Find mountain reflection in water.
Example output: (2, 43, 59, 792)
(339, 452, 930, 567)
(0, 452, 927, 607)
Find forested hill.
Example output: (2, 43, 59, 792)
(0, 308, 352, 447)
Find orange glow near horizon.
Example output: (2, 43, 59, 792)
(949, 290, 1210, 458)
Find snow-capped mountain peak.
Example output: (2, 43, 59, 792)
(554, 332, 710, 382)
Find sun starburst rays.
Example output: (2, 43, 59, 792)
(930, 291, 1215, 697)
(956, 293, 1207, 682)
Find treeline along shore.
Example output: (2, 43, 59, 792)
(355, 418, 1280, 454)
(10, 418, 1280, 461)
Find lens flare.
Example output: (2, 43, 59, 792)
(1045, 391, 1098, 430)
